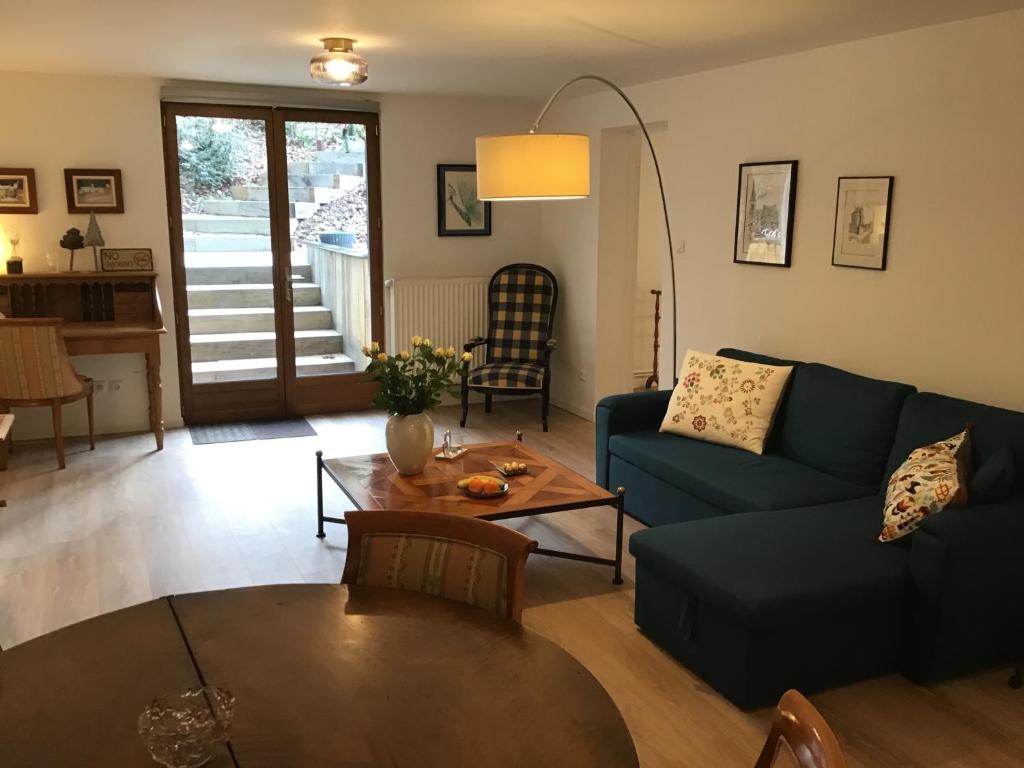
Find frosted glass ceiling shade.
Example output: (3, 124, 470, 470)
(310, 38, 368, 87)
(475, 133, 590, 200)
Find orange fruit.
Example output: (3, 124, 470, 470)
(467, 478, 484, 494)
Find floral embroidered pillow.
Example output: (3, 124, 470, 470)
(879, 429, 972, 542)
(659, 349, 793, 455)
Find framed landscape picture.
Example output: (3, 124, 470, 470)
(437, 164, 491, 236)
(64, 168, 124, 213)
(0, 168, 38, 214)
(832, 176, 894, 270)
(733, 160, 798, 267)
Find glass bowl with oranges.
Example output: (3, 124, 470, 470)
(457, 475, 510, 498)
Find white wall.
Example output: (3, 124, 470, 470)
(0, 71, 540, 440)
(540, 9, 1024, 417)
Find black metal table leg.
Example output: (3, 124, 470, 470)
(316, 450, 326, 539)
(613, 487, 625, 585)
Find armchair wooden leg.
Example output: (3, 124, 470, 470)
(86, 392, 96, 451)
(460, 379, 469, 428)
(542, 385, 550, 432)
(485, 393, 493, 414)
(51, 402, 65, 470)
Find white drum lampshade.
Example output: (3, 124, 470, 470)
(475, 133, 590, 201)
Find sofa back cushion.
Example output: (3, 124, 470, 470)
(774, 363, 915, 486)
(885, 392, 1024, 496)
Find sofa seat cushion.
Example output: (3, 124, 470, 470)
(629, 497, 908, 619)
(608, 430, 874, 515)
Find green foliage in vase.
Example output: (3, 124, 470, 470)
(363, 337, 471, 416)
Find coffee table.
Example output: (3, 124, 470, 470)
(316, 439, 626, 583)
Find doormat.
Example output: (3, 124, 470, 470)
(189, 418, 317, 446)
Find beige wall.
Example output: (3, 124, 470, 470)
(0, 71, 540, 440)
(540, 9, 1024, 417)
(0, 73, 180, 441)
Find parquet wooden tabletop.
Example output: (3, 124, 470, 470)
(323, 440, 618, 520)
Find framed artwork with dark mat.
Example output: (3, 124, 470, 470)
(437, 164, 491, 236)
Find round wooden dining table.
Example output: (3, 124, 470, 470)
(0, 584, 638, 767)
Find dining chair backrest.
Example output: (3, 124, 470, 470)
(0, 319, 83, 401)
(341, 510, 537, 622)
(754, 690, 847, 768)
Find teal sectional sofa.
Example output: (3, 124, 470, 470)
(596, 349, 1024, 709)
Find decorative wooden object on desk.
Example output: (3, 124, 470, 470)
(0, 272, 166, 450)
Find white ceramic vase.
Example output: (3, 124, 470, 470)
(384, 412, 435, 475)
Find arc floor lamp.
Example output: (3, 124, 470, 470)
(475, 75, 678, 377)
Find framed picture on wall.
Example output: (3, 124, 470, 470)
(832, 176, 894, 270)
(733, 160, 798, 267)
(437, 164, 491, 236)
(0, 168, 38, 214)
(64, 168, 124, 213)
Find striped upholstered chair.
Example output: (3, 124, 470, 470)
(459, 263, 558, 431)
(0, 319, 95, 470)
(341, 510, 537, 622)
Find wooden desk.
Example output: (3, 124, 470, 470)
(0, 584, 639, 768)
(0, 272, 166, 450)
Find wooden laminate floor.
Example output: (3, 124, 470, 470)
(1, 401, 1022, 767)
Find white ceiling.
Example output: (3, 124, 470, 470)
(6, 1, 1022, 99)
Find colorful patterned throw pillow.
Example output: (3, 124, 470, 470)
(659, 349, 793, 454)
(879, 429, 972, 542)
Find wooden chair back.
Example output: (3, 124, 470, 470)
(0, 318, 83, 402)
(485, 263, 557, 365)
(755, 690, 846, 768)
(341, 510, 537, 622)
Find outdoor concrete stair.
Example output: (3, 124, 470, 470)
(201, 199, 320, 219)
(185, 264, 312, 285)
(314, 148, 365, 162)
(188, 305, 332, 334)
(184, 233, 272, 252)
(187, 283, 322, 309)
(230, 185, 350, 204)
(182, 214, 297, 236)
(286, 160, 364, 176)
(191, 354, 356, 384)
(189, 329, 343, 362)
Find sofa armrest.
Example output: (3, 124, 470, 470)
(595, 390, 672, 488)
(905, 497, 1024, 681)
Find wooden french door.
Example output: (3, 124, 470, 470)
(161, 103, 382, 424)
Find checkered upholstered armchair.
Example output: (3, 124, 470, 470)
(460, 263, 558, 431)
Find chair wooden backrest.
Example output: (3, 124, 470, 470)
(341, 510, 537, 622)
(754, 690, 847, 768)
(0, 318, 83, 402)
(486, 263, 557, 364)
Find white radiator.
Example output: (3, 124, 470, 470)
(386, 277, 489, 364)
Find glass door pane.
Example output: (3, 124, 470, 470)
(282, 120, 370, 378)
(175, 115, 280, 385)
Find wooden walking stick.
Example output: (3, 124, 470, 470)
(644, 289, 662, 390)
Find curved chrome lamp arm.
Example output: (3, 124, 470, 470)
(532, 75, 678, 379)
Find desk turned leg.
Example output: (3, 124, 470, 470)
(145, 347, 164, 451)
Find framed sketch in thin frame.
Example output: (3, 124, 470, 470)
(437, 164, 491, 236)
(0, 168, 38, 214)
(64, 168, 124, 214)
(832, 176, 893, 271)
(100, 248, 153, 272)
(733, 160, 798, 267)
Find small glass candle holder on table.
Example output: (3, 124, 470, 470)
(137, 686, 235, 768)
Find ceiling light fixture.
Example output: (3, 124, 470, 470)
(310, 38, 368, 87)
